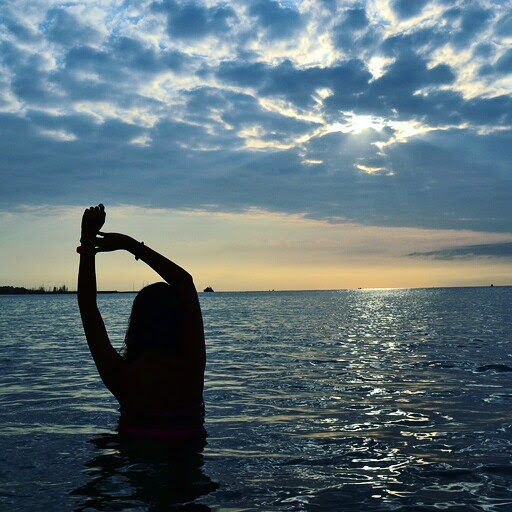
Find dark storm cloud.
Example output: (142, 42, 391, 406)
(408, 242, 512, 259)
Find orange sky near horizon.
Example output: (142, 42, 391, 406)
(1, 205, 510, 292)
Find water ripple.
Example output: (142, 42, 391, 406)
(1, 288, 512, 510)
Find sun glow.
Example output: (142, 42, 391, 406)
(326, 113, 385, 135)
(348, 114, 384, 133)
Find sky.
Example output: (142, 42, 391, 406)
(0, 0, 511, 291)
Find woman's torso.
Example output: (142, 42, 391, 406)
(117, 351, 205, 439)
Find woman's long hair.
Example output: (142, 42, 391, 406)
(123, 282, 184, 362)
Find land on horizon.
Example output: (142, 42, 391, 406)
(0, 285, 120, 295)
(1, 284, 508, 295)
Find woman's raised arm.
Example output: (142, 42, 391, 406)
(96, 231, 206, 365)
(77, 205, 128, 400)
(96, 232, 193, 287)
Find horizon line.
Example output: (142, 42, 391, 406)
(1, 284, 510, 295)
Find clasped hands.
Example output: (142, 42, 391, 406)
(80, 204, 137, 254)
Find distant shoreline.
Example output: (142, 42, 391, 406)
(1, 284, 509, 295)
(0, 286, 123, 295)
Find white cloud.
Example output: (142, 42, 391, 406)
(38, 128, 77, 141)
(0, 0, 511, 238)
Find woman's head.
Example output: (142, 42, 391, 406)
(123, 282, 184, 362)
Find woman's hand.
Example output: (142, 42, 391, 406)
(95, 232, 137, 253)
(81, 204, 106, 242)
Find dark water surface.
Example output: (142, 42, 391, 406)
(1, 287, 511, 511)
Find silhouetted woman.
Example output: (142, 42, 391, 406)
(77, 204, 206, 440)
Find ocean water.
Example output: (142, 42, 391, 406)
(1, 287, 511, 511)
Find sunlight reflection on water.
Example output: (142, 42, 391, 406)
(1, 288, 512, 510)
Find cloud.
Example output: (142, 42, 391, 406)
(392, 0, 430, 19)
(495, 11, 512, 36)
(480, 48, 512, 76)
(63, 37, 185, 79)
(3, 100, 509, 233)
(154, 0, 236, 40)
(0, 0, 511, 237)
(495, 49, 512, 74)
(1, 14, 37, 42)
(248, 0, 303, 39)
(323, 54, 456, 121)
(451, 6, 493, 47)
(370, 53, 455, 94)
(189, 87, 321, 140)
(44, 8, 101, 46)
(340, 8, 370, 31)
(472, 42, 495, 59)
(218, 58, 372, 108)
(381, 27, 447, 56)
(408, 242, 512, 260)
(332, 7, 379, 56)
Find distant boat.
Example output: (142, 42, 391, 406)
(203, 286, 214, 292)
